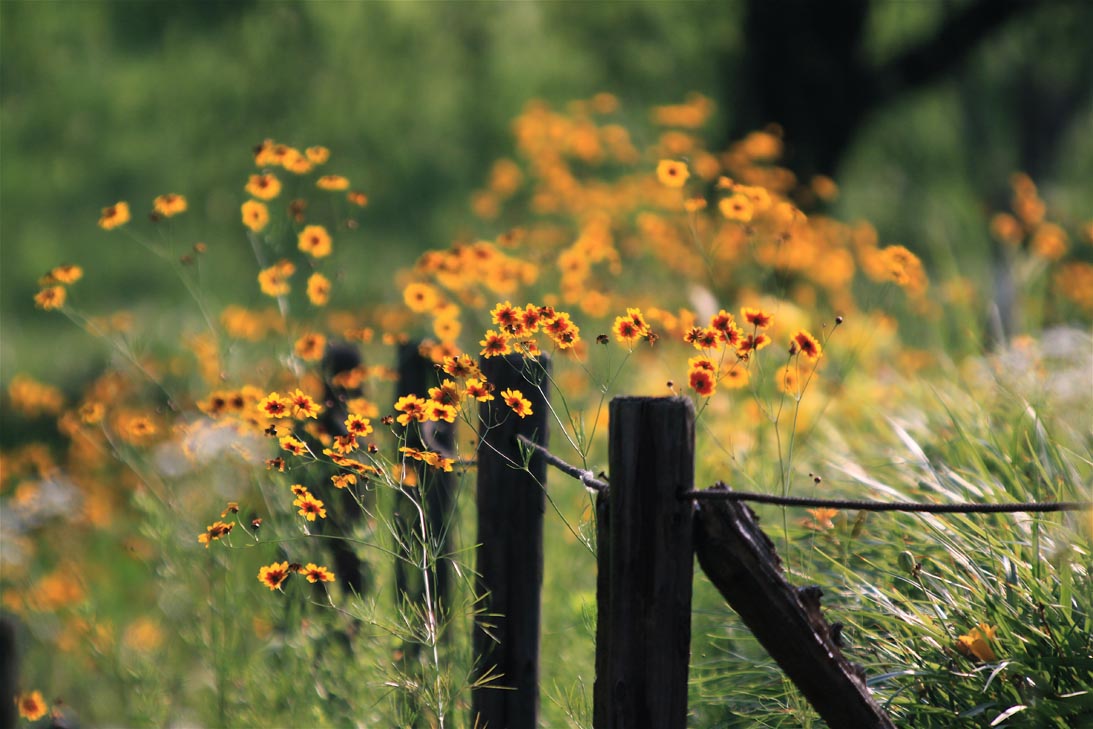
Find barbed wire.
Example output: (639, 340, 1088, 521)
(515, 435, 1093, 513)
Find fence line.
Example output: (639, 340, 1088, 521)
(514, 434, 1092, 514)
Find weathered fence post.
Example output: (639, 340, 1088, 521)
(394, 342, 456, 619)
(472, 353, 550, 729)
(694, 485, 896, 729)
(594, 396, 695, 729)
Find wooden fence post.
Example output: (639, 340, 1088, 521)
(472, 353, 551, 729)
(693, 485, 896, 729)
(594, 396, 695, 729)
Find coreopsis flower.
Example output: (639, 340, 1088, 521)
(791, 330, 822, 361)
(956, 623, 998, 662)
(500, 388, 533, 418)
(331, 473, 357, 489)
(15, 690, 47, 721)
(306, 272, 331, 306)
(722, 366, 749, 389)
(491, 301, 522, 334)
(426, 401, 458, 423)
(442, 354, 480, 379)
(245, 173, 281, 200)
(316, 175, 350, 190)
(198, 520, 234, 548)
(741, 307, 773, 329)
(656, 160, 690, 188)
(294, 333, 327, 361)
(690, 327, 721, 350)
(403, 282, 440, 313)
(805, 507, 838, 530)
(290, 484, 310, 497)
(330, 434, 358, 454)
(719, 194, 754, 222)
(34, 286, 66, 310)
(297, 225, 332, 258)
(279, 435, 308, 456)
(48, 264, 83, 284)
(543, 312, 579, 349)
(709, 310, 742, 347)
(153, 193, 187, 217)
(465, 378, 494, 401)
(294, 492, 327, 521)
(688, 367, 716, 397)
(79, 401, 105, 424)
(519, 305, 543, 333)
(344, 414, 373, 437)
(480, 329, 511, 358)
(258, 392, 292, 419)
(394, 394, 429, 426)
(288, 389, 322, 419)
(612, 315, 644, 345)
(301, 563, 335, 583)
(347, 191, 368, 206)
(258, 561, 291, 591)
(737, 333, 771, 356)
(241, 200, 269, 232)
(305, 146, 330, 164)
(684, 197, 707, 212)
(99, 201, 130, 230)
(258, 259, 295, 297)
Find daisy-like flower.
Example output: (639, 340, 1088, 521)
(426, 401, 458, 423)
(491, 301, 522, 334)
(258, 561, 292, 591)
(956, 623, 998, 662)
(344, 413, 373, 437)
(656, 160, 690, 188)
(688, 367, 716, 397)
(720, 193, 754, 222)
(394, 394, 429, 426)
(500, 388, 533, 418)
(791, 330, 823, 361)
(543, 312, 579, 350)
(331, 473, 357, 489)
(294, 333, 327, 362)
(741, 307, 773, 329)
(34, 286, 66, 310)
(317, 175, 350, 190)
(347, 191, 368, 207)
(15, 690, 47, 721)
(480, 329, 511, 358)
(331, 434, 358, 454)
(294, 492, 327, 521)
(99, 201, 131, 230)
(305, 146, 330, 165)
(306, 272, 331, 306)
(153, 193, 187, 217)
(805, 507, 838, 530)
(612, 315, 643, 345)
(198, 520, 234, 548)
(245, 173, 281, 200)
(737, 333, 771, 356)
(428, 379, 461, 408)
(519, 304, 543, 333)
(258, 259, 295, 297)
(722, 366, 750, 389)
(465, 377, 494, 401)
(258, 392, 292, 419)
(691, 327, 721, 350)
(301, 563, 335, 583)
(403, 282, 440, 313)
(288, 389, 322, 419)
(297, 225, 332, 258)
(279, 435, 308, 456)
(48, 264, 83, 284)
(442, 354, 480, 379)
(242, 200, 269, 232)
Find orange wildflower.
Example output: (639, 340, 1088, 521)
(258, 561, 291, 591)
(245, 173, 282, 200)
(741, 307, 773, 329)
(15, 691, 47, 721)
(791, 330, 823, 360)
(305, 146, 330, 164)
(293, 492, 327, 521)
(500, 388, 533, 418)
(198, 520, 234, 548)
(294, 333, 327, 361)
(258, 259, 295, 297)
(288, 389, 322, 419)
(258, 392, 292, 419)
(34, 286, 66, 310)
(301, 563, 335, 583)
(242, 200, 269, 232)
(394, 394, 429, 426)
(99, 201, 130, 230)
(480, 329, 511, 358)
(297, 225, 332, 258)
(317, 175, 350, 190)
(153, 193, 188, 217)
(307, 272, 331, 306)
(656, 159, 690, 188)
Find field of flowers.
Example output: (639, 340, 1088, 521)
(3, 89, 1092, 728)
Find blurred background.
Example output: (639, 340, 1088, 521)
(3, 0, 1092, 385)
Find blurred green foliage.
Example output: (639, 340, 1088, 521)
(2, 0, 1091, 384)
